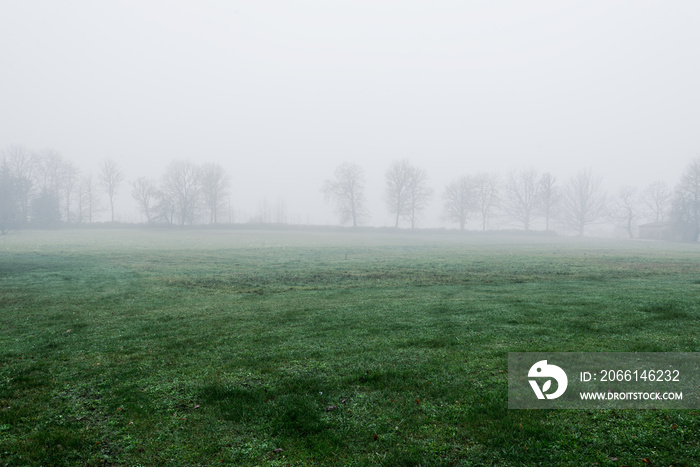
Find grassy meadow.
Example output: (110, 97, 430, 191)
(0, 228, 698, 466)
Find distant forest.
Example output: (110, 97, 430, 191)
(1, 145, 699, 240)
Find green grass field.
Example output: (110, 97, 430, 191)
(0, 228, 698, 466)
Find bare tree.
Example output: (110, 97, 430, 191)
(160, 160, 201, 225)
(671, 157, 700, 240)
(154, 188, 176, 224)
(612, 186, 640, 238)
(503, 168, 540, 230)
(404, 166, 432, 229)
(35, 149, 66, 196)
(385, 159, 432, 229)
(562, 169, 606, 236)
(99, 158, 124, 222)
(539, 172, 559, 231)
(385, 159, 413, 228)
(641, 180, 671, 223)
(200, 163, 230, 224)
(473, 173, 499, 231)
(2, 145, 36, 225)
(60, 160, 79, 223)
(322, 162, 368, 227)
(33, 149, 77, 223)
(443, 175, 474, 230)
(131, 176, 158, 223)
(0, 162, 19, 234)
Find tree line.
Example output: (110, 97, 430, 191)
(322, 158, 700, 239)
(0, 145, 231, 233)
(2, 144, 699, 240)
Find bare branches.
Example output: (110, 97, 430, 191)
(538, 173, 559, 231)
(200, 163, 230, 224)
(562, 169, 606, 236)
(0, 162, 19, 234)
(671, 157, 700, 240)
(503, 168, 540, 230)
(641, 181, 671, 223)
(99, 159, 124, 222)
(473, 173, 499, 231)
(131, 177, 158, 223)
(612, 186, 640, 239)
(322, 162, 368, 227)
(160, 160, 201, 226)
(385, 159, 432, 229)
(442, 176, 474, 230)
(385, 159, 413, 228)
(3, 145, 36, 225)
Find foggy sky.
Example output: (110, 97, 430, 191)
(2, 1, 699, 227)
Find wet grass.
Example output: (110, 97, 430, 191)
(0, 228, 698, 465)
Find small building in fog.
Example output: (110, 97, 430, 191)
(638, 221, 698, 242)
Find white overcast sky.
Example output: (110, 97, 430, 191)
(1, 1, 699, 226)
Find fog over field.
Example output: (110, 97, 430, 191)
(2, 4, 700, 463)
(2, 1, 700, 228)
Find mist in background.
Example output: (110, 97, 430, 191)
(2, 1, 699, 227)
